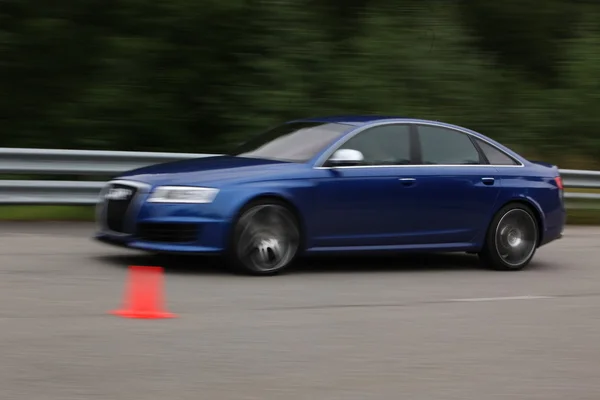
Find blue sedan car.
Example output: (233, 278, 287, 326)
(95, 116, 566, 275)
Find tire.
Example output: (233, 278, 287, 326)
(225, 198, 301, 276)
(478, 203, 539, 271)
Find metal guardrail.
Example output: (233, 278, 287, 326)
(0, 147, 598, 206)
(0, 147, 212, 175)
(0, 148, 214, 205)
(0, 180, 105, 205)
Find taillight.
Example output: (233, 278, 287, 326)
(554, 176, 564, 190)
(554, 175, 565, 206)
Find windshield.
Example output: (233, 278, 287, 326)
(230, 122, 351, 162)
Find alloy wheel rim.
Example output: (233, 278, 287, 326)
(235, 205, 299, 272)
(494, 209, 537, 267)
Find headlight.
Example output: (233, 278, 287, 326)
(147, 186, 219, 204)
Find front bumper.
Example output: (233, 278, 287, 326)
(94, 217, 229, 254)
(94, 180, 231, 254)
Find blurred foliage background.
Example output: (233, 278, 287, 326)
(0, 0, 599, 168)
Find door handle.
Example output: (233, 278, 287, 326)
(399, 178, 416, 186)
(481, 177, 495, 185)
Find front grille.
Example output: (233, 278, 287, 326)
(104, 184, 138, 233)
(137, 222, 199, 243)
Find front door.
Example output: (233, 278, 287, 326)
(311, 123, 422, 248)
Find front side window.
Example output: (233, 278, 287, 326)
(335, 124, 412, 165)
(231, 122, 351, 162)
(417, 125, 482, 165)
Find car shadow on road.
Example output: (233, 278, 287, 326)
(297, 253, 484, 274)
(94, 251, 501, 276)
(94, 253, 225, 275)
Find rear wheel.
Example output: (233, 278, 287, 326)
(479, 203, 539, 271)
(226, 199, 301, 275)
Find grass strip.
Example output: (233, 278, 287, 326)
(0, 205, 599, 225)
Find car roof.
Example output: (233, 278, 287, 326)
(293, 115, 472, 128)
(293, 115, 407, 126)
(293, 115, 487, 137)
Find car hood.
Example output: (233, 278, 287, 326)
(116, 155, 303, 187)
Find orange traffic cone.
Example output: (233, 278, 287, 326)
(110, 266, 177, 319)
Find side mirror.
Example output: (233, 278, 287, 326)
(327, 148, 364, 167)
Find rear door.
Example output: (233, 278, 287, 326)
(407, 124, 502, 244)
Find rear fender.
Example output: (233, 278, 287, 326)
(490, 194, 547, 245)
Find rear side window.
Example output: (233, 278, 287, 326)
(417, 125, 482, 165)
(474, 138, 519, 165)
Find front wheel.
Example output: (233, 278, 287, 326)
(226, 199, 301, 275)
(478, 203, 539, 271)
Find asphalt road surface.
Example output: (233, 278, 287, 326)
(1, 223, 600, 400)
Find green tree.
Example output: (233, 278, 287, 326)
(0, 0, 598, 168)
